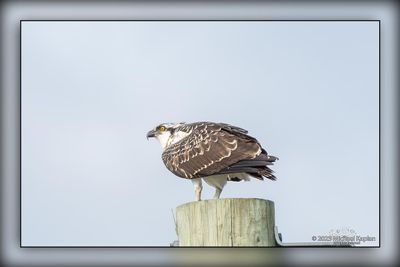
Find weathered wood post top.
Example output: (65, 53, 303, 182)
(175, 198, 276, 247)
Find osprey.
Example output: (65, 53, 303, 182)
(146, 122, 278, 201)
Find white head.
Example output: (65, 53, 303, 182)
(146, 122, 186, 150)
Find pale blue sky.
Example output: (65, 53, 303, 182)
(21, 21, 379, 246)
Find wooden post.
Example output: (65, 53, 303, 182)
(175, 198, 276, 246)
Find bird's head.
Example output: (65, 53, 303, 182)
(147, 122, 185, 149)
(146, 123, 176, 139)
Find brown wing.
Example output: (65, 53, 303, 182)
(161, 122, 261, 179)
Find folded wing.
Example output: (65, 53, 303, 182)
(162, 122, 277, 180)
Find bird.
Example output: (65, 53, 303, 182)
(146, 121, 278, 201)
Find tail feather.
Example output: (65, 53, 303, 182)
(256, 166, 276, 181)
(217, 153, 278, 181)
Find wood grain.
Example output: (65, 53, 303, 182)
(176, 198, 276, 246)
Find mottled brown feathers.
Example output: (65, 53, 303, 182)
(161, 122, 277, 180)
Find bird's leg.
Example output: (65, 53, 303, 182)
(195, 187, 202, 201)
(192, 178, 203, 201)
(213, 187, 222, 199)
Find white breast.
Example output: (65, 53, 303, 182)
(156, 130, 191, 150)
(156, 132, 172, 150)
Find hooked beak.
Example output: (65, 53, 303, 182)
(146, 129, 156, 140)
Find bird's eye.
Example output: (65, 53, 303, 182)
(159, 126, 166, 132)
